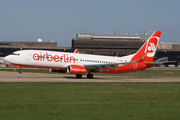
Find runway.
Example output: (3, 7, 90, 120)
(0, 71, 180, 82)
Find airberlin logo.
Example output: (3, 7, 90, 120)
(145, 36, 159, 57)
(147, 43, 156, 53)
(32, 52, 76, 63)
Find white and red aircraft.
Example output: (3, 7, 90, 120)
(4, 31, 161, 78)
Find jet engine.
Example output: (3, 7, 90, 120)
(67, 65, 86, 74)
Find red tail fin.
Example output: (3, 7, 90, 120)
(131, 31, 161, 62)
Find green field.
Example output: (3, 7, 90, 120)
(1, 67, 180, 119)
(0, 83, 180, 120)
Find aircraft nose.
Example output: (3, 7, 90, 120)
(4, 55, 11, 63)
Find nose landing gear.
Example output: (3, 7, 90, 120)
(14, 65, 23, 74)
(19, 68, 23, 74)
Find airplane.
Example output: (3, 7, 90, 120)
(4, 31, 162, 78)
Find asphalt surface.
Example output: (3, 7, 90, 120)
(0, 71, 180, 82)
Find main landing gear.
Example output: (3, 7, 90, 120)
(76, 74, 82, 78)
(87, 71, 93, 78)
(87, 74, 93, 78)
(75, 73, 93, 79)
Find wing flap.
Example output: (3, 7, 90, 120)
(97, 66, 108, 71)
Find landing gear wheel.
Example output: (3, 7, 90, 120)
(76, 74, 82, 78)
(87, 74, 93, 79)
(19, 69, 23, 74)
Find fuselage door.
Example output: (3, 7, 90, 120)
(26, 52, 31, 61)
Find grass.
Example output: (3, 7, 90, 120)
(1, 67, 180, 119)
(0, 83, 180, 120)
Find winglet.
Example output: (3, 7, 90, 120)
(73, 48, 78, 53)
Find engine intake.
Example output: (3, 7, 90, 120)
(67, 65, 86, 75)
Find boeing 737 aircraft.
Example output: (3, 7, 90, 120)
(4, 31, 161, 78)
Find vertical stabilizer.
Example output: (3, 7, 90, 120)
(131, 31, 161, 62)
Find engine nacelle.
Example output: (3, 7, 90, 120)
(49, 69, 67, 73)
(67, 65, 86, 75)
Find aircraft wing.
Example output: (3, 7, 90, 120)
(84, 61, 137, 71)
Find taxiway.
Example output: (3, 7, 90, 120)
(0, 71, 180, 82)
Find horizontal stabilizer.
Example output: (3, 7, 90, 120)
(145, 61, 176, 65)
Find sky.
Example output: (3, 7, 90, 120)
(0, 0, 180, 47)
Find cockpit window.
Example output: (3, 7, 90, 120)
(11, 53, 20, 56)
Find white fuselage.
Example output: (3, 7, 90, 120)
(5, 50, 134, 69)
